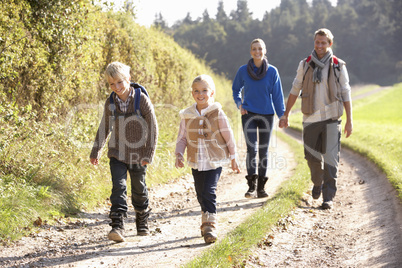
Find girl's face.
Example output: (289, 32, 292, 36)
(192, 81, 214, 109)
(107, 75, 131, 99)
(250, 42, 266, 61)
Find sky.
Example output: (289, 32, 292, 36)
(115, 0, 337, 27)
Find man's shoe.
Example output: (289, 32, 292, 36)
(322, 200, 333, 210)
(108, 227, 125, 242)
(312, 185, 322, 200)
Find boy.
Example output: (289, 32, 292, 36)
(90, 62, 158, 242)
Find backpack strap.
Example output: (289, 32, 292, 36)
(109, 92, 116, 120)
(130, 82, 149, 117)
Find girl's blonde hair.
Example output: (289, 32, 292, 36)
(105, 61, 131, 81)
(192, 74, 216, 93)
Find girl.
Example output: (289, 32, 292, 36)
(232, 39, 285, 198)
(175, 74, 240, 244)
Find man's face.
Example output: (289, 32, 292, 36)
(314, 35, 332, 59)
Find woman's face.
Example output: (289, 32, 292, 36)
(250, 42, 266, 61)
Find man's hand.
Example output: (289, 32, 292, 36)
(344, 120, 353, 138)
(279, 115, 289, 128)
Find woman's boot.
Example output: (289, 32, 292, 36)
(257, 176, 269, 198)
(245, 174, 258, 198)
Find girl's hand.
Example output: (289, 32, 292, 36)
(175, 154, 184, 168)
(231, 159, 241, 173)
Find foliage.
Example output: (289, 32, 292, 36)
(0, 0, 238, 242)
(161, 0, 402, 94)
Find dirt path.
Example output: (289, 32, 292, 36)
(0, 134, 296, 268)
(1, 117, 402, 267)
(245, 129, 402, 267)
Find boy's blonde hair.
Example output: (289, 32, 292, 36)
(314, 28, 334, 45)
(192, 74, 216, 93)
(105, 62, 131, 81)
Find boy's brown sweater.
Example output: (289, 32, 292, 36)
(90, 91, 158, 165)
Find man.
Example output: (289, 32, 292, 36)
(279, 28, 353, 209)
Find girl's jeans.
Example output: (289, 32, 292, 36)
(241, 112, 274, 177)
(192, 167, 222, 214)
(109, 157, 148, 214)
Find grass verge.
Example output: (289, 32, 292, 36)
(184, 131, 310, 267)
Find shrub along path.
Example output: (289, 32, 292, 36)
(0, 124, 402, 267)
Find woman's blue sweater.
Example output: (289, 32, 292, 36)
(232, 63, 285, 117)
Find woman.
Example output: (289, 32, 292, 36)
(232, 39, 285, 198)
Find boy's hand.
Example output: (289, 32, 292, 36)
(175, 154, 184, 168)
(90, 158, 99, 165)
(231, 159, 241, 173)
(141, 161, 149, 166)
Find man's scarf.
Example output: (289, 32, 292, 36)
(247, 57, 269, 80)
(310, 48, 333, 83)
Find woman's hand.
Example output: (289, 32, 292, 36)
(240, 105, 248, 115)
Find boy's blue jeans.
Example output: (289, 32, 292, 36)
(241, 112, 274, 177)
(192, 167, 222, 214)
(109, 157, 148, 214)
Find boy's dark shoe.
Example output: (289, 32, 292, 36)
(108, 212, 125, 242)
(245, 175, 258, 198)
(322, 200, 333, 210)
(136, 209, 151, 236)
(312, 185, 322, 200)
(257, 176, 269, 198)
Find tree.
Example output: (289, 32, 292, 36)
(216, 1, 228, 23)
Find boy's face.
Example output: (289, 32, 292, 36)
(192, 81, 214, 109)
(107, 75, 131, 99)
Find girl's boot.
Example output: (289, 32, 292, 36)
(245, 174, 258, 198)
(200, 211, 217, 244)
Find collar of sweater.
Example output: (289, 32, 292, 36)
(179, 102, 222, 119)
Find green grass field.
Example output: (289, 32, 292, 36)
(288, 83, 402, 199)
(341, 84, 402, 199)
